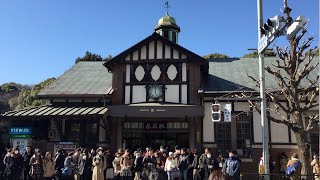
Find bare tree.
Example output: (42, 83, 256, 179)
(235, 1, 318, 176)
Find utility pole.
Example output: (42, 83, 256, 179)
(257, 0, 270, 179)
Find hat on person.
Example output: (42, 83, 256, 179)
(169, 152, 174, 156)
(34, 148, 41, 153)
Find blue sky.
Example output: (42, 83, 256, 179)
(0, 0, 318, 85)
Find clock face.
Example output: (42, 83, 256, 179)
(148, 85, 163, 99)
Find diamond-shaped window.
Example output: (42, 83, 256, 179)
(167, 64, 178, 81)
(151, 65, 161, 81)
(135, 65, 145, 82)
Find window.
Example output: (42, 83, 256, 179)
(163, 30, 169, 39)
(172, 32, 177, 43)
(215, 113, 252, 158)
(216, 123, 232, 156)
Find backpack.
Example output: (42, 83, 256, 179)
(285, 161, 300, 175)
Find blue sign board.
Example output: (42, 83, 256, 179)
(9, 127, 32, 135)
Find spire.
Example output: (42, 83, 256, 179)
(165, 1, 170, 15)
(154, 1, 180, 44)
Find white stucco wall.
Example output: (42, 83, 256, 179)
(132, 86, 146, 103)
(203, 102, 215, 143)
(165, 85, 179, 103)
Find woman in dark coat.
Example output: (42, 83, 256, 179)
(79, 149, 91, 180)
(5, 147, 24, 180)
(54, 149, 66, 180)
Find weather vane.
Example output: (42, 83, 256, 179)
(165, 1, 170, 15)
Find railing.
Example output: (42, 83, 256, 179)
(241, 173, 318, 180)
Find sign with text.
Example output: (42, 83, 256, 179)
(224, 104, 232, 122)
(144, 122, 167, 130)
(9, 127, 32, 135)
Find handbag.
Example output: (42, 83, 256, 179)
(258, 164, 265, 174)
(169, 167, 180, 178)
(61, 167, 72, 176)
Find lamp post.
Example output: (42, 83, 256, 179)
(257, 0, 270, 179)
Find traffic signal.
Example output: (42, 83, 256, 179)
(286, 16, 308, 40)
(211, 104, 221, 122)
(260, 15, 283, 37)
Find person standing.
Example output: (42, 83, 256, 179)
(178, 148, 190, 180)
(224, 150, 241, 180)
(199, 148, 211, 179)
(54, 149, 66, 180)
(133, 149, 143, 180)
(63, 152, 76, 180)
(286, 153, 301, 180)
(79, 149, 91, 180)
(30, 148, 43, 180)
(113, 152, 122, 180)
(311, 154, 320, 180)
(120, 149, 132, 180)
(5, 147, 23, 180)
(203, 151, 219, 180)
(192, 148, 201, 180)
(42, 152, 56, 180)
(165, 152, 178, 180)
(105, 149, 114, 180)
(22, 145, 33, 180)
(279, 152, 289, 176)
(92, 148, 106, 180)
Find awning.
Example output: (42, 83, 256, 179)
(108, 103, 203, 117)
(1, 105, 108, 119)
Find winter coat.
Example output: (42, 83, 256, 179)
(279, 156, 288, 172)
(92, 155, 106, 180)
(311, 159, 320, 175)
(142, 155, 157, 168)
(78, 156, 91, 176)
(164, 157, 178, 172)
(178, 154, 189, 171)
(64, 156, 75, 175)
(23, 151, 33, 171)
(4, 153, 24, 178)
(29, 154, 43, 176)
(54, 152, 65, 170)
(134, 155, 144, 172)
(192, 153, 200, 169)
(43, 159, 55, 177)
(225, 156, 241, 180)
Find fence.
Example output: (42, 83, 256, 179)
(241, 173, 318, 180)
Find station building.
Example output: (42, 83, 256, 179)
(1, 11, 318, 171)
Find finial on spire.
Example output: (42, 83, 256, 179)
(165, 1, 170, 15)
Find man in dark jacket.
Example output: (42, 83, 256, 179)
(178, 148, 192, 180)
(6, 147, 23, 180)
(192, 147, 201, 180)
(22, 145, 33, 180)
(54, 149, 66, 180)
(224, 150, 241, 180)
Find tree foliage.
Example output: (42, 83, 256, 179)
(75, 51, 112, 63)
(235, 1, 318, 176)
(203, 53, 230, 59)
(243, 50, 276, 58)
(9, 78, 56, 110)
(0, 83, 30, 113)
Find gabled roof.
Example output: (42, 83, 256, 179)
(104, 32, 205, 67)
(37, 61, 112, 98)
(204, 57, 319, 93)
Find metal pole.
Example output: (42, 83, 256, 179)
(318, 0, 320, 160)
(257, 0, 270, 179)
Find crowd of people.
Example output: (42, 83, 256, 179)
(0, 145, 242, 180)
(1, 144, 319, 180)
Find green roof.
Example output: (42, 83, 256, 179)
(38, 61, 112, 98)
(204, 57, 319, 92)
